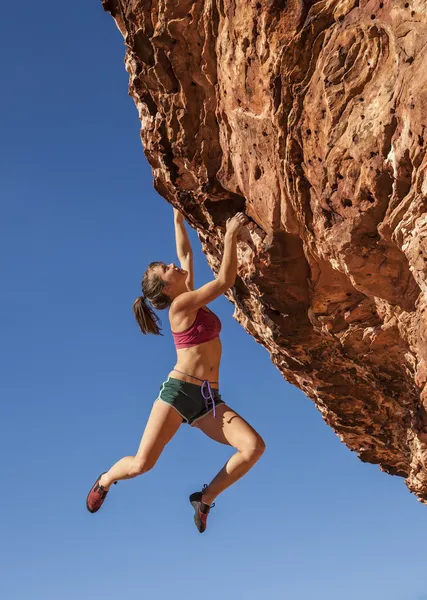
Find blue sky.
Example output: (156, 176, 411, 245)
(1, 2, 427, 599)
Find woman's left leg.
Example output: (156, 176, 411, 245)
(192, 403, 265, 505)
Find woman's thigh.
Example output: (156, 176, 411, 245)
(135, 399, 183, 462)
(193, 403, 263, 450)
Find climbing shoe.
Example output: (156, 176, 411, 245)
(86, 472, 116, 513)
(189, 484, 215, 533)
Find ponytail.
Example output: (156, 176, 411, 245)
(133, 261, 173, 335)
(133, 296, 163, 335)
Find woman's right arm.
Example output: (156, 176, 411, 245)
(172, 213, 248, 312)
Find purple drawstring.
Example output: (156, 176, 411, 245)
(172, 369, 217, 418)
(201, 380, 216, 418)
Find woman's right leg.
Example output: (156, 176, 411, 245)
(99, 400, 183, 490)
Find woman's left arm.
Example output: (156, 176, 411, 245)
(174, 208, 194, 291)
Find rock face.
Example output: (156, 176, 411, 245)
(102, 0, 427, 501)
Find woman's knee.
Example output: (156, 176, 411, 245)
(241, 433, 266, 460)
(129, 454, 157, 477)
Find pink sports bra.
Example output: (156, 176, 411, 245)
(172, 307, 222, 349)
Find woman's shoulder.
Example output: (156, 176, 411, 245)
(170, 297, 203, 316)
(169, 301, 201, 331)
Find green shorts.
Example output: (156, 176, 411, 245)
(156, 377, 224, 425)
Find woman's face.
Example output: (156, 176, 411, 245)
(155, 262, 187, 292)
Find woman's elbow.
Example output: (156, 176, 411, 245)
(217, 276, 235, 291)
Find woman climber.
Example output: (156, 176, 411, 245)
(86, 208, 265, 533)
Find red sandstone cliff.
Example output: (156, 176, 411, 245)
(101, 0, 427, 502)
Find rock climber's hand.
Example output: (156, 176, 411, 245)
(226, 212, 249, 236)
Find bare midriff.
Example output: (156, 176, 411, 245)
(168, 336, 222, 389)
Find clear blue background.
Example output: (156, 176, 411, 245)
(1, 2, 426, 599)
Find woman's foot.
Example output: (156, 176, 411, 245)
(189, 485, 215, 533)
(86, 473, 116, 513)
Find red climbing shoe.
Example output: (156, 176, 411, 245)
(86, 473, 116, 513)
